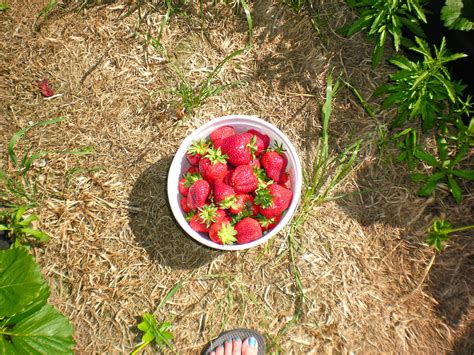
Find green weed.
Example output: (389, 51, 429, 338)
(132, 281, 183, 354)
(0, 2, 9, 11)
(441, 0, 474, 31)
(173, 48, 244, 119)
(274, 72, 361, 347)
(342, 0, 427, 67)
(426, 218, 474, 252)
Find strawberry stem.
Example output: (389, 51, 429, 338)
(204, 147, 228, 165)
(187, 139, 209, 156)
(218, 222, 237, 245)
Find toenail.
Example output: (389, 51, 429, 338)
(248, 337, 257, 347)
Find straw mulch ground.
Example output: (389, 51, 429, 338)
(1, 0, 473, 353)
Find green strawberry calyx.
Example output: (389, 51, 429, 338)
(246, 135, 258, 160)
(183, 172, 202, 187)
(256, 214, 275, 228)
(198, 204, 219, 227)
(218, 222, 237, 245)
(204, 147, 228, 165)
(219, 195, 238, 210)
(185, 210, 196, 222)
(270, 141, 286, 154)
(254, 183, 273, 208)
(187, 139, 209, 156)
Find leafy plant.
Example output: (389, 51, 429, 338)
(426, 218, 474, 251)
(0, 2, 9, 11)
(441, 0, 474, 31)
(132, 281, 183, 354)
(173, 48, 244, 119)
(343, 0, 427, 67)
(376, 37, 467, 130)
(0, 246, 75, 353)
(0, 206, 49, 248)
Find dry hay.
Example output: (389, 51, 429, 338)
(1, 0, 472, 353)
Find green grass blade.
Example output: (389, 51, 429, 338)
(156, 280, 183, 312)
(240, 0, 253, 45)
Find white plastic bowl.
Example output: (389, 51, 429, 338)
(167, 115, 302, 251)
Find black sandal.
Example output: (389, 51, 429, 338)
(201, 328, 265, 355)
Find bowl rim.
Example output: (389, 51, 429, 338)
(167, 114, 302, 251)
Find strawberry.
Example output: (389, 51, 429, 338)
(261, 145, 288, 183)
(224, 168, 234, 185)
(179, 172, 202, 196)
(210, 126, 235, 150)
(186, 166, 199, 175)
(199, 147, 228, 184)
(229, 165, 258, 193)
(247, 129, 270, 151)
(249, 157, 261, 169)
(209, 219, 237, 245)
(198, 204, 227, 228)
(214, 181, 236, 205)
(189, 214, 209, 233)
(257, 214, 280, 231)
(257, 184, 293, 218)
(180, 196, 191, 213)
(235, 217, 263, 244)
(229, 194, 258, 216)
(187, 179, 210, 210)
(187, 139, 209, 166)
(221, 133, 257, 166)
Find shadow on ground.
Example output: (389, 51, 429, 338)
(128, 156, 219, 269)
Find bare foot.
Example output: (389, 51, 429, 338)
(209, 337, 258, 355)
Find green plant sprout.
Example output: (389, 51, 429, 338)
(0, 206, 49, 248)
(132, 281, 183, 354)
(426, 218, 474, 252)
(0, 2, 9, 11)
(342, 0, 427, 67)
(173, 48, 244, 119)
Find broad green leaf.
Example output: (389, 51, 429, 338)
(447, 175, 462, 203)
(0, 246, 48, 318)
(0, 304, 75, 354)
(19, 228, 50, 242)
(441, 0, 474, 31)
(415, 149, 440, 167)
(452, 169, 474, 180)
(399, 16, 425, 37)
(433, 73, 456, 102)
(372, 29, 387, 67)
(418, 172, 445, 196)
(346, 14, 374, 36)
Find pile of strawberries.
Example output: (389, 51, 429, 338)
(178, 125, 293, 245)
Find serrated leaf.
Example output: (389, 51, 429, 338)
(452, 169, 474, 180)
(415, 149, 440, 167)
(0, 247, 48, 318)
(0, 304, 75, 354)
(389, 55, 412, 70)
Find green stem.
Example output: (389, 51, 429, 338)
(131, 340, 151, 355)
(449, 225, 474, 233)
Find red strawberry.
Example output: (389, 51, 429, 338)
(186, 166, 199, 175)
(189, 214, 209, 233)
(199, 147, 228, 184)
(229, 165, 258, 193)
(247, 129, 270, 151)
(261, 147, 288, 182)
(180, 196, 191, 213)
(221, 133, 257, 166)
(249, 158, 261, 169)
(209, 219, 237, 245)
(214, 181, 236, 205)
(179, 173, 202, 196)
(210, 126, 235, 149)
(187, 139, 209, 166)
(257, 214, 280, 231)
(224, 168, 234, 185)
(198, 204, 227, 228)
(38, 79, 54, 97)
(229, 194, 258, 216)
(187, 179, 210, 210)
(257, 184, 292, 218)
(235, 217, 263, 244)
